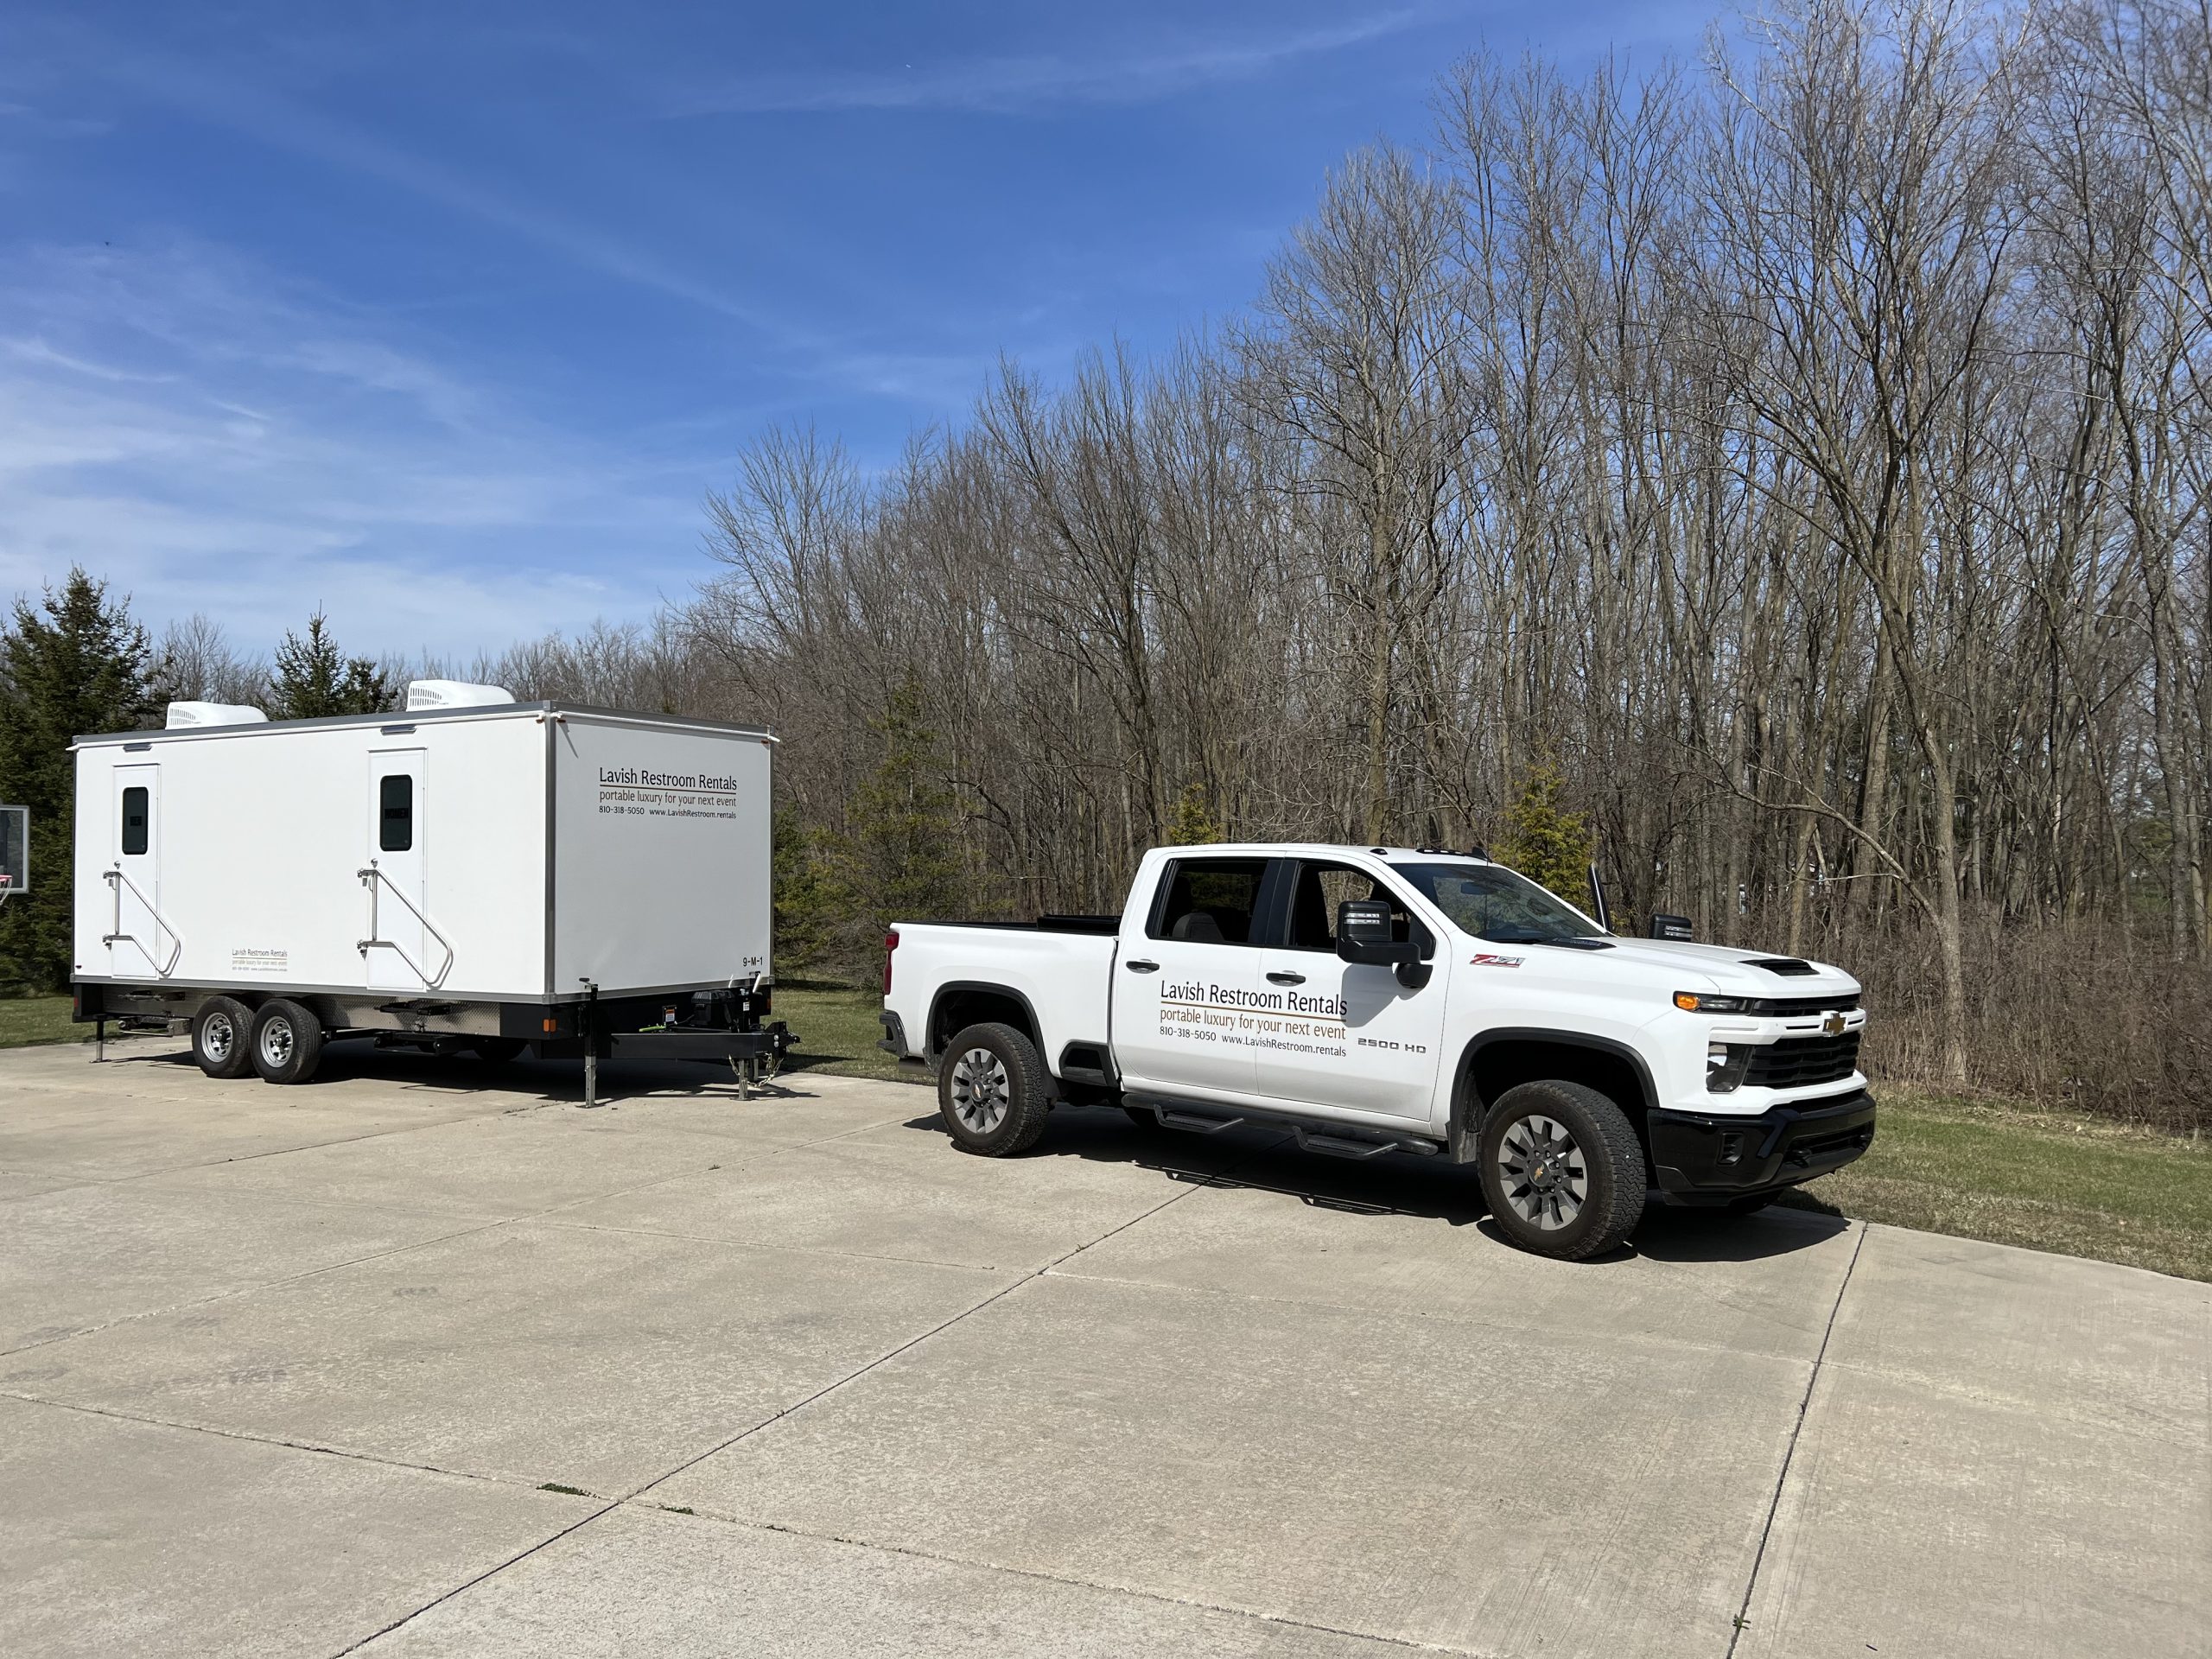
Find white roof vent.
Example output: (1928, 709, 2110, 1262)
(406, 679, 515, 713)
(165, 702, 270, 729)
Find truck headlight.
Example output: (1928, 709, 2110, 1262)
(1707, 1043, 1751, 1093)
(1676, 991, 1751, 1014)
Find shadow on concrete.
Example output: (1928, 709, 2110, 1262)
(123, 1039, 836, 1109)
(893, 1101, 1853, 1262)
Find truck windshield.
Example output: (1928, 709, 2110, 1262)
(1392, 862, 1605, 944)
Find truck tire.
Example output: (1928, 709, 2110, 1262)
(1478, 1080, 1646, 1260)
(250, 999, 324, 1085)
(938, 1022, 1052, 1156)
(469, 1038, 526, 1065)
(191, 996, 256, 1079)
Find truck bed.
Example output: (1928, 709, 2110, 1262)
(883, 921, 1118, 1072)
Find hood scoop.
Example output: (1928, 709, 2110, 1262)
(1743, 957, 1817, 976)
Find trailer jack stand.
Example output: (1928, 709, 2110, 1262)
(580, 978, 601, 1109)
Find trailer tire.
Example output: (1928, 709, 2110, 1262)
(191, 997, 256, 1079)
(469, 1038, 526, 1065)
(938, 1022, 1052, 1156)
(250, 999, 324, 1085)
(1477, 1080, 1646, 1261)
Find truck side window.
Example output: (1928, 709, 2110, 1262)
(378, 775, 414, 852)
(1286, 862, 1420, 950)
(1150, 857, 1268, 945)
(120, 787, 149, 856)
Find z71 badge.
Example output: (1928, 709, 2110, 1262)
(1469, 953, 1524, 969)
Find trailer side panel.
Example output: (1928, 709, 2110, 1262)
(73, 714, 550, 998)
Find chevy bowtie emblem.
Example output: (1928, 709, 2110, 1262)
(1822, 1011, 1847, 1036)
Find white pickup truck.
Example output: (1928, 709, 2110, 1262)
(879, 842, 1875, 1259)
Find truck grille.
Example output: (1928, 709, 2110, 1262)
(1745, 1033, 1862, 1089)
(1756, 993, 1861, 1018)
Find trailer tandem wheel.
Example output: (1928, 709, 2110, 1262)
(191, 996, 256, 1080)
(250, 999, 324, 1085)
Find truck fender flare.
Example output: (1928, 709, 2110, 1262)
(926, 981, 1046, 1065)
(1447, 1027, 1660, 1164)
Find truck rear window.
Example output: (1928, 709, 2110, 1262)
(1150, 857, 1268, 944)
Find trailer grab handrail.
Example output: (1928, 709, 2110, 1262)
(103, 864, 184, 976)
(357, 861, 457, 988)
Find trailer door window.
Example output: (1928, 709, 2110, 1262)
(120, 786, 150, 855)
(378, 774, 414, 852)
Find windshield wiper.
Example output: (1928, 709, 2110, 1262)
(1480, 929, 1612, 949)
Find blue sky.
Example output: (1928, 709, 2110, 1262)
(0, 2, 1708, 659)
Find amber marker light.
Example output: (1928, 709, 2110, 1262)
(1675, 990, 1753, 1014)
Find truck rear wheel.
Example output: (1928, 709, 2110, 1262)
(938, 1022, 1052, 1156)
(191, 996, 255, 1079)
(250, 999, 324, 1085)
(469, 1038, 526, 1065)
(1478, 1080, 1646, 1260)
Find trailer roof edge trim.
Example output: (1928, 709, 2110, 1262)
(71, 701, 779, 749)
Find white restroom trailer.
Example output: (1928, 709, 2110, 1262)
(71, 698, 791, 1090)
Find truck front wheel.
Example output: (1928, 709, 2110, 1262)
(1478, 1081, 1646, 1260)
(938, 1022, 1052, 1156)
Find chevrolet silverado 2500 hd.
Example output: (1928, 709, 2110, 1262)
(878, 844, 1874, 1259)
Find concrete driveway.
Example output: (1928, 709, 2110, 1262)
(1, 1037, 2203, 1658)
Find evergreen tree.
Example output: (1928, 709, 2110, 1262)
(1497, 762, 1594, 905)
(268, 613, 396, 719)
(0, 570, 159, 989)
(1165, 781, 1224, 845)
(844, 681, 963, 935)
(770, 806, 853, 977)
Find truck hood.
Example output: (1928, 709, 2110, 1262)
(1572, 938, 1861, 997)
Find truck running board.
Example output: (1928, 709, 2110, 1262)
(1294, 1128, 1402, 1160)
(1155, 1107, 1245, 1134)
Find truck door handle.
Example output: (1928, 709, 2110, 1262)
(1125, 959, 1160, 973)
(1266, 971, 1306, 986)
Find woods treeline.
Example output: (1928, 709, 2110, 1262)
(4, 0, 2206, 1125)
(696, 0, 2212, 1123)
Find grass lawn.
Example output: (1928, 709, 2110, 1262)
(774, 982, 924, 1086)
(1780, 1090, 2211, 1282)
(0, 995, 84, 1049)
(6, 986, 2203, 1279)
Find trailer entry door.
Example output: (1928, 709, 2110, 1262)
(365, 750, 428, 989)
(108, 765, 164, 975)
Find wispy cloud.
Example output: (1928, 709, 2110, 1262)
(90, 49, 804, 342)
(0, 240, 709, 656)
(670, 13, 1427, 117)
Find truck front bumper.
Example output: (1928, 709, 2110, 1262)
(1647, 1090, 1876, 1201)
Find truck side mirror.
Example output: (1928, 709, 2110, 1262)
(1649, 913, 1694, 941)
(1337, 899, 1416, 967)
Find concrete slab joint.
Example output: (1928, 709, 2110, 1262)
(0, 1044, 2200, 1658)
